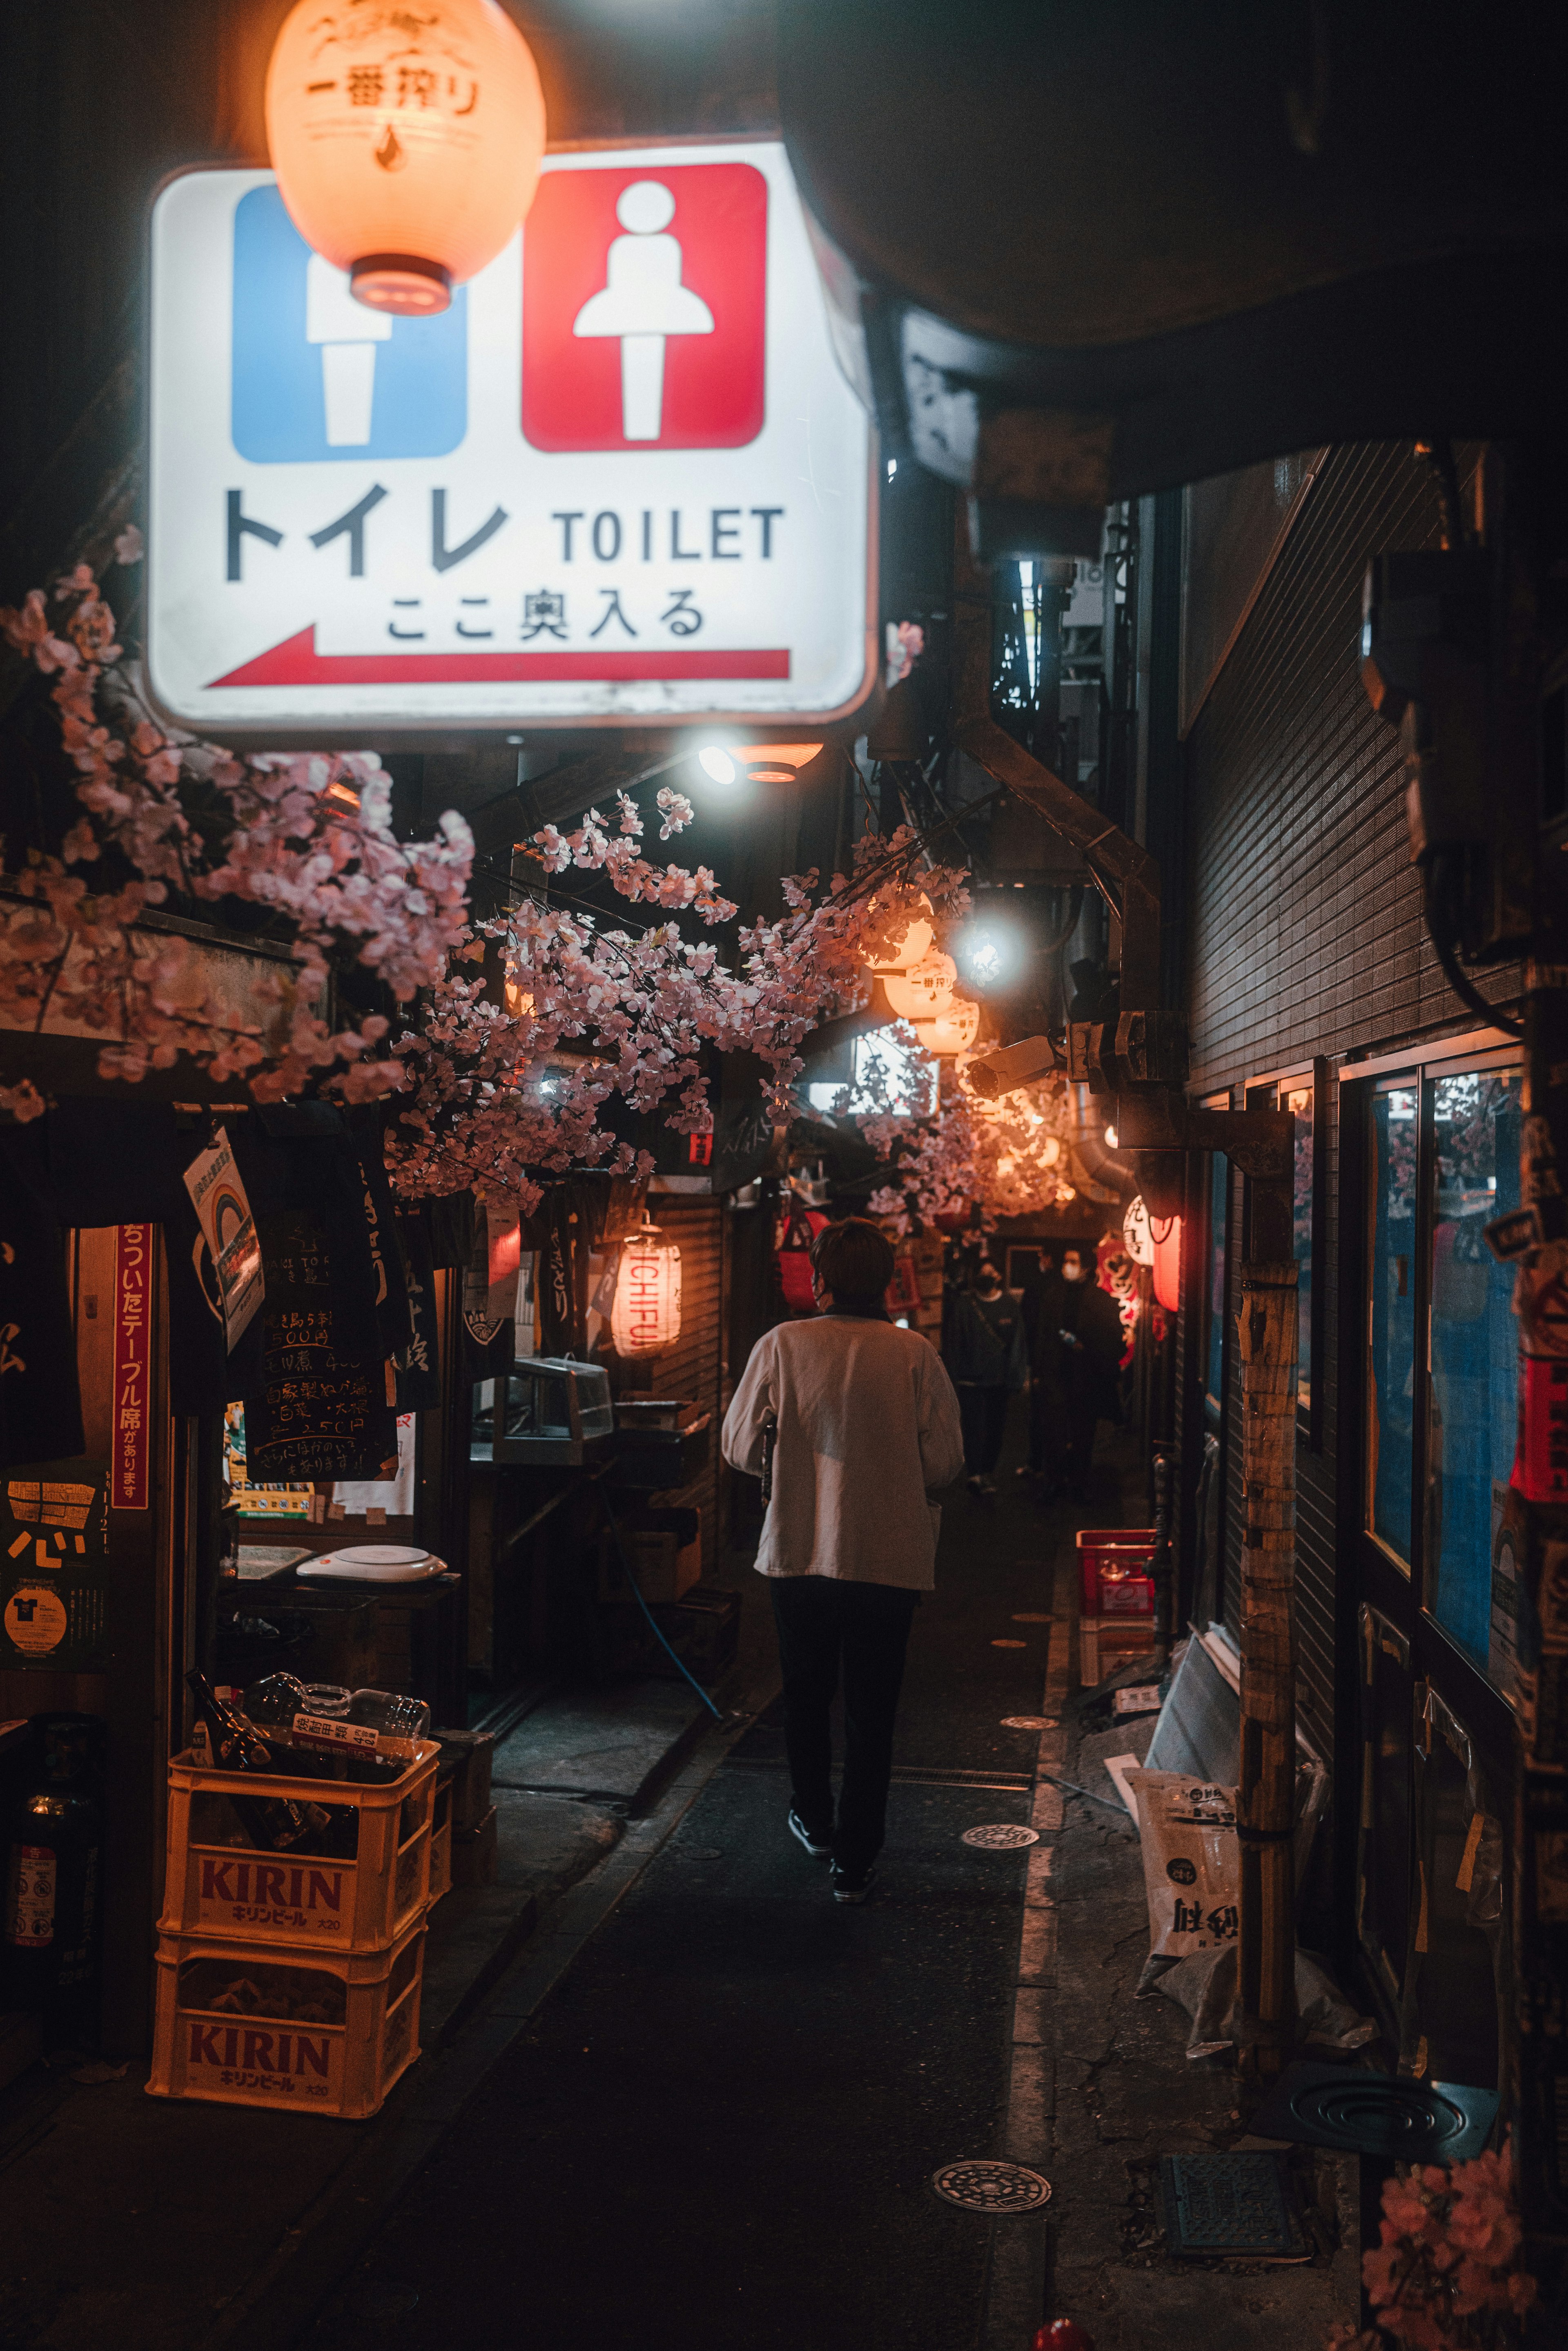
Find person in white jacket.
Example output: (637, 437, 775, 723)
(721, 1217, 965, 1902)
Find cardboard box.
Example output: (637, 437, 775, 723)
(598, 1510, 702, 1604)
(1079, 1613, 1158, 1688)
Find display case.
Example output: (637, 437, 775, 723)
(470, 1357, 615, 1466)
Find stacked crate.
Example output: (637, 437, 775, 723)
(1076, 1528, 1159, 1685)
(147, 1738, 439, 2118)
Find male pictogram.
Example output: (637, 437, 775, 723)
(572, 182, 715, 441)
(306, 253, 392, 446)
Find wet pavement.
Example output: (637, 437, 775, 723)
(296, 1425, 1073, 2351)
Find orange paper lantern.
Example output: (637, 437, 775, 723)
(882, 950, 958, 1021)
(909, 997, 980, 1056)
(865, 893, 935, 972)
(265, 0, 547, 316)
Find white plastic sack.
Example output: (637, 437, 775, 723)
(1124, 1770, 1238, 1960)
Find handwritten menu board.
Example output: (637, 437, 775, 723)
(0, 1459, 111, 1671)
(241, 1209, 397, 1482)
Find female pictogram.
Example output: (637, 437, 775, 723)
(572, 180, 714, 441)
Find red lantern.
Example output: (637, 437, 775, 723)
(1151, 1213, 1183, 1313)
(1033, 2325, 1096, 2351)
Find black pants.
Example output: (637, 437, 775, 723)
(1040, 1401, 1099, 1495)
(958, 1383, 1009, 1476)
(769, 1578, 920, 1874)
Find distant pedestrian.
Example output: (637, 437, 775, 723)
(1029, 1242, 1123, 1500)
(721, 1217, 964, 1904)
(945, 1259, 1029, 1495)
(1017, 1248, 1062, 1479)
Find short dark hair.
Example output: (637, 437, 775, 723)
(811, 1217, 895, 1306)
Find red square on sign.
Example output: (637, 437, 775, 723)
(522, 163, 768, 453)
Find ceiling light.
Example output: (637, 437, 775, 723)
(698, 746, 737, 784)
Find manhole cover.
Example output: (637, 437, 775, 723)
(991, 1638, 1027, 1648)
(1000, 1716, 1056, 1731)
(1161, 2153, 1299, 2257)
(962, 1823, 1039, 1850)
(932, 2159, 1052, 2214)
(1251, 2062, 1498, 2162)
(1012, 1613, 1052, 1622)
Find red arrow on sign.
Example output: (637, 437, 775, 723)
(207, 626, 791, 690)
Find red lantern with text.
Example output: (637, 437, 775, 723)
(265, 0, 547, 316)
(610, 1221, 682, 1357)
(1151, 1214, 1183, 1313)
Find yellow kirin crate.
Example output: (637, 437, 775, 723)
(147, 1916, 425, 2119)
(160, 1741, 438, 1954)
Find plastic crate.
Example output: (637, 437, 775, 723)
(147, 1915, 424, 2118)
(1079, 1613, 1158, 1687)
(1076, 1528, 1157, 1616)
(428, 1781, 452, 1909)
(160, 1740, 438, 1954)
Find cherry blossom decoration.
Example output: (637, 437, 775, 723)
(1, 561, 473, 1120)
(2, 562, 972, 1217)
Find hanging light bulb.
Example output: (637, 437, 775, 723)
(610, 1219, 683, 1357)
(265, 0, 547, 316)
(882, 950, 958, 1021)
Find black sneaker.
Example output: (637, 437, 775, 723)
(787, 1808, 832, 1859)
(831, 1863, 877, 1905)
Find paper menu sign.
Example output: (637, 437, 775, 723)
(183, 1128, 264, 1351)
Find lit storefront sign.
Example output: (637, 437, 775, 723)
(147, 143, 875, 739)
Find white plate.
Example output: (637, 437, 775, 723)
(322, 1544, 430, 1567)
(298, 1547, 445, 1584)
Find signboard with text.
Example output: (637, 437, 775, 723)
(148, 144, 875, 738)
(112, 1226, 152, 1511)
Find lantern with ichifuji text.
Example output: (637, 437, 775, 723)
(610, 1220, 683, 1357)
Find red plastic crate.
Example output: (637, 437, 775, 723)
(1076, 1528, 1157, 1616)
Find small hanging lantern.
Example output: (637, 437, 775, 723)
(1121, 1195, 1155, 1267)
(610, 1218, 682, 1357)
(910, 997, 980, 1056)
(265, 0, 547, 316)
(1151, 1214, 1183, 1313)
(882, 950, 958, 1021)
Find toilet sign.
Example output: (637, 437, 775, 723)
(147, 143, 875, 740)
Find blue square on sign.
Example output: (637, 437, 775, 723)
(231, 185, 467, 464)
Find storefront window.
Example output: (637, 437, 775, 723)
(1205, 1150, 1227, 1428)
(1425, 1068, 1521, 1674)
(1283, 1079, 1314, 1415)
(1367, 1085, 1418, 1567)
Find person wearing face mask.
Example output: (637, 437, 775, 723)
(945, 1257, 1029, 1496)
(1029, 1241, 1123, 1501)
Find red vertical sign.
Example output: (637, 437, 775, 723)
(113, 1224, 151, 1511)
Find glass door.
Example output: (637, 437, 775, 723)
(1347, 1044, 1519, 2079)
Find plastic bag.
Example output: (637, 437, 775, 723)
(1124, 1770, 1238, 1959)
